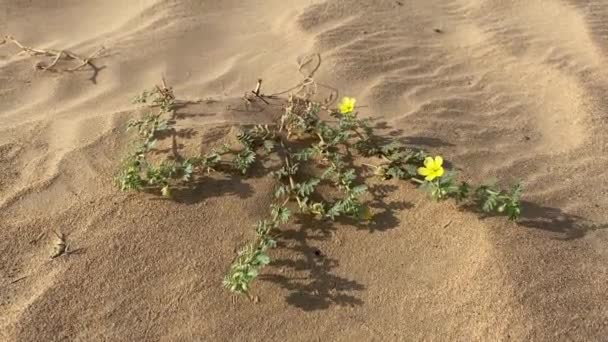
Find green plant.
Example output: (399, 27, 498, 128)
(415, 171, 469, 201)
(474, 183, 522, 220)
(117, 83, 524, 299)
(233, 148, 256, 175)
(115, 82, 177, 195)
(223, 243, 272, 295)
(222, 96, 377, 295)
(117, 81, 238, 197)
(132, 80, 176, 114)
(410, 156, 521, 219)
(363, 142, 427, 180)
(116, 156, 145, 191)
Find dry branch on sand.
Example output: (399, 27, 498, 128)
(0, 35, 104, 71)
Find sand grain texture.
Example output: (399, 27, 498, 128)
(1, 0, 607, 341)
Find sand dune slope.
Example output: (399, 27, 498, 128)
(1, 0, 607, 340)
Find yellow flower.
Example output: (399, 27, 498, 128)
(338, 97, 356, 115)
(417, 156, 444, 181)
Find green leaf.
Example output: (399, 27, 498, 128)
(293, 148, 315, 161)
(263, 140, 275, 153)
(385, 167, 405, 179)
(275, 185, 289, 199)
(297, 179, 320, 197)
(380, 142, 403, 155)
(271, 205, 291, 224)
(255, 254, 270, 265)
(235, 149, 256, 174)
(351, 185, 368, 196)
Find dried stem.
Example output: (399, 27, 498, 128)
(2, 35, 104, 72)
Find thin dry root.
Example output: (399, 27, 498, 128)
(2, 35, 104, 72)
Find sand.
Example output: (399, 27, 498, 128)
(1, 0, 607, 340)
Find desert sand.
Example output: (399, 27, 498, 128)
(1, 0, 607, 340)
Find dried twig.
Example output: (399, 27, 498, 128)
(253, 79, 262, 96)
(2, 35, 104, 72)
(265, 53, 338, 107)
(235, 53, 335, 111)
(67, 46, 105, 71)
(29, 231, 47, 245)
(241, 79, 271, 108)
(250, 79, 270, 104)
(156, 75, 176, 103)
(10, 276, 27, 284)
(51, 231, 68, 259)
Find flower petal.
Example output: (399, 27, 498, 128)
(435, 167, 444, 178)
(423, 157, 434, 168)
(425, 174, 437, 181)
(417, 167, 430, 176)
(434, 156, 443, 167)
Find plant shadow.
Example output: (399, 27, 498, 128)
(84, 62, 106, 85)
(341, 183, 413, 233)
(146, 175, 255, 204)
(372, 121, 455, 148)
(261, 182, 411, 310)
(517, 201, 608, 240)
(466, 199, 608, 240)
(156, 126, 198, 140)
(261, 214, 365, 311)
